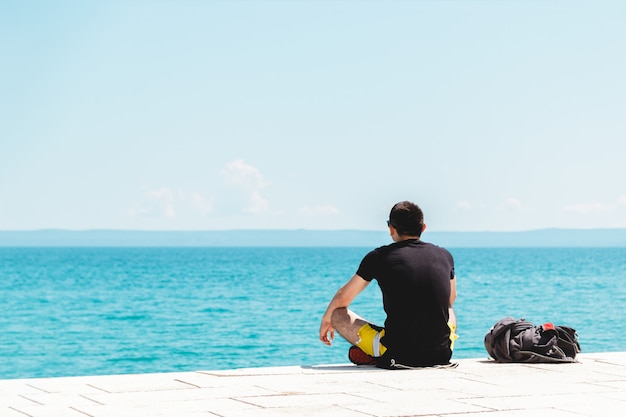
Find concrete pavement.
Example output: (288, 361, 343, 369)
(2, 352, 626, 416)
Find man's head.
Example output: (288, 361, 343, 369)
(388, 201, 425, 237)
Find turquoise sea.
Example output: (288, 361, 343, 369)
(1, 246, 625, 380)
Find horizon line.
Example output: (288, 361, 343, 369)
(1, 227, 626, 233)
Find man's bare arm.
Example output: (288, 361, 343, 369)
(319, 274, 370, 345)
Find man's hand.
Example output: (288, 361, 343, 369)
(319, 316, 335, 346)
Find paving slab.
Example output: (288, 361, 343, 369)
(1, 352, 625, 417)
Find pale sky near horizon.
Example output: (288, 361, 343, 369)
(2, 1, 625, 232)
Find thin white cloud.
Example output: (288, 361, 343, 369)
(129, 187, 176, 218)
(565, 202, 616, 214)
(221, 159, 270, 189)
(220, 159, 270, 213)
(564, 196, 626, 214)
(499, 197, 523, 210)
(298, 204, 340, 216)
(248, 191, 270, 213)
(127, 160, 269, 222)
(129, 187, 214, 220)
(456, 200, 473, 210)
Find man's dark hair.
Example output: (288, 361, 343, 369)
(389, 201, 424, 237)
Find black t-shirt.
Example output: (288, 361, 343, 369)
(356, 239, 455, 367)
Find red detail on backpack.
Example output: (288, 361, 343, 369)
(542, 322, 555, 331)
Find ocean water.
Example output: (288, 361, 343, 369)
(1, 246, 625, 380)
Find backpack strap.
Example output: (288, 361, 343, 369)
(515, 349, 578, 363)
(554, 325, 581, 359)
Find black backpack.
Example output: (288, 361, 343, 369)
(484, 317, 581, 363)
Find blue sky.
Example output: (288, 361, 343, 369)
(2, 1, 625, 232)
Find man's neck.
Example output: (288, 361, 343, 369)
(393, 235, 420, 242)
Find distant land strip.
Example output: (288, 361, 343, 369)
(1, 228, 626, 247)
